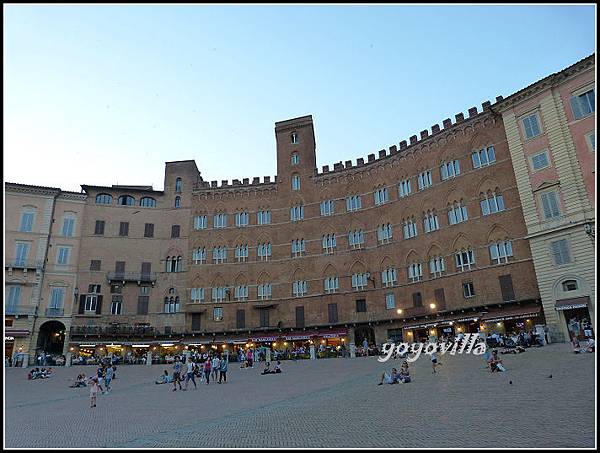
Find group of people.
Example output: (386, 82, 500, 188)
(571, 335, 595, 354)
(378, 360, 411, 385)
(27, 367, 53, 380)
(158, 354, 229, 391)
(261, 361, 282, 375)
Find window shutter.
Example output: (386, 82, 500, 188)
(78, 295, 86, 314)
(236, 310, 245, 329)
(137, 296, 149, 315)
(191, 313, 202, 331)
(499, 275, 515, 302)
(96, 295, 103, 314)
(296, 306, 305, 328)
(434, 288, 446, 310)
(570, 96, 583, 120)
(412, 292, 422, 307)
(328, 303, 338, 324)
(141, 262, 151, 275)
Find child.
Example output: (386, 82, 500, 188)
(89, 376, 102, 408)
(431, 352, 441, 374)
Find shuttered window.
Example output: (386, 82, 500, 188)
(499, 275, 515, 302)
(296, 306, 305, 328)
(328, 303, 338, 324)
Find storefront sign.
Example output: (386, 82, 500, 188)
(555, 304, 588, 311)
(250, 336, 279, 342)
(5, 336, 15, 341)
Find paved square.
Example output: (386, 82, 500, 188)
(4, 344, 595, 448)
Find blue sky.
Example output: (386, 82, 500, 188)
(4, 5, 596, 192)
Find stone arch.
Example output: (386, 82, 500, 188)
(486, 224, 511, 243)
(322, 263, 338, 277)
(405, 249, 420, 265)
(379, 255, 396, 270)
(165, 245, 184, 257)
(445, 187, 468, 205)
(476, 175, 502, 197)
(552, 274, 592, 301)
(425, 242, 444, 259)
(210, 273, 226, 287)
(451, 233, 472, 251)
(36, 320, 66, 355)
(468, 131, 495, 151)
(350, 260, 367, 274)
(234, 272, 248, 286)
(257, 271, 272, 285)
(292, 268, 305, 281)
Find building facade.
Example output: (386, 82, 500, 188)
(496, 54, 595, 342)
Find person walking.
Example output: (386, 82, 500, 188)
(104, 363, 114, 392)
(246, 349, 253, 368)
(203, 357, 212, 385)
(431, 351, 441, 374)
(219, 356, 228, 383)
(172, 357, 183, 391)
(362, 338, 369, 357)
(212, 355, 221, 381)
(89, 376, 102, 408)
(184, 357, 197, 390)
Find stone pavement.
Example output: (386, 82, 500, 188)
(4, 343, 596, 448)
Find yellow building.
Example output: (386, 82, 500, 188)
(495, 54, 595, 342)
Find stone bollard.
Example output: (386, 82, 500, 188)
(146, 351, 152, 366)
(66, 352, 72, 367)
(349, 343, 356, 358)
(310, 345, 316, 360)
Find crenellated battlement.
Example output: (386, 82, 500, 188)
(193, 175, 278, 191)
(316, 98, 501, 177)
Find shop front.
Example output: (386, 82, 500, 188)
(480, 305, 544, 337)
(555, 296, 593, 340)
(5, 329, 31, 366)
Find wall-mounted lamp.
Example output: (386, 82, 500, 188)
(584, 222, 595, 239)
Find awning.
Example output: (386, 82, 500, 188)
(555, 296, 590, 311)
(250, 335, 280, 342)
(320, 328, 348, 338)
(402, 313, 482, 330)
(5, 329, 30, 337)
(481, 305, 542, 322)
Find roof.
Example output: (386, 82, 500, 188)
(80, 184, 164, 195)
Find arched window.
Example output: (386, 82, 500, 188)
(291, 153, 300, 165)
(118, 195, 135, 206)
(291, 132, 299, 144)
(165, 257, 171, 272)
(175, 178, 183, 193)
(562, 280, 578, 292)
(175, 196, 181, 208)
(140, 197, 156, 207)
(291, 174, 301, 191)
(95, 194, 113, 205)
(175, 256, 182, 272)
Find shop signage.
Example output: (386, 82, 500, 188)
(555, 303, 588, 311)
(485, 312, 539, 322)
(5, 336, 15, 341)
(250, 336, 279, 342)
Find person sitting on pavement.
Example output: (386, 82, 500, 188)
(398, 361, 411, 383)
(261, 362, 272, 375)
(571, 335, 581, 354)
(488, 350, 506, 372)
(273, 361, 282, 374)
(377, 368, 400, 385)
(70, 373, 87, 387)
(585, 337, 595, 353)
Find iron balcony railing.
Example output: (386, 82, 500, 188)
(5, 305, 38, 316)
(5, 259, 44, 270)
(106, 271, 157, 283)
(45, 307, 65, 317)
(70, 325, 158, 336)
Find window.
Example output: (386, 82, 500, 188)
(235, 285, 249, 301)
(328, 303, 338, 323)
(174, 196, 181, 208)
(62, 217, 75, 237)
(455, 249, 475, 271)
(586, 132, 595, 152)
(440, 160, 461, 180)
(258, 284, 272, 300)
(164, 296, 180, 313)
(212, 287, 228, 302)
(90, 260, 101, 271)
(257, 243, 272, 261)
(489, 241, 514, 264)
(235, 244, 248, 262)
(166, 256, 183, 272)
(111, 283, 122, 294)
(324, 277, 339, 293)
(291, 153, 300, 165)
(257, 209, 271, 225)
(115, 261, 126, 276)
(550, 239, 571, 266)
(235, 211, 249, 227)
(7, 286, 22, 308)
(95, 194, 112, 205)
(212, 246, 227, 264)
(291, 239, 305, 257)
(140, 286, 150, 295)
(322, 234, 337, 254)
(291, 132, 299, 144)
(571, 89, 595, 119)
(119, 222, 129, 237)
(540, 191, 561, 219)
(14, 242, 30, 266)
(144, 223, 154, 238)
(480, 192, 506, 216)
(472, 146, 496, 169)
(522, 113, 542, 139)
(531, 150, 550, 171)
(412, 292, 423, 307)
(377, 223, 393, 244)
(385, 293, 396, 310)
(381, 268, 397, 287)
(111, 296, 123, 315)
(448, 201, 468, 225)
(499, 275, 515, 302)
(236, 310, 245, 329)
(175, 177, 183, 193)
(214, 213, 228, 228)
(423, 211, 439, 233)
(94, 220, 105, 235)
(346, 195, 362, 212)
(403, 219, 418, 239)
(562, 280, 578, 292)
(88, 284, 101, 293)
(429, 256, 445, 277)
(118, 195, 135, 206)
(49, 287, 65, 309)
(292, 280, 308, 297)
(19, 212, 34, 232)
(398, 179, 412, 198)
(259, 308, 269, 328)
(320, 200, 335, 216)
(140, 197, 156, 207)
(463, 282, 475, 298)
(407, 263, 422, 283)
(290, 205, 304, 221)
(56, 247, 71, 265)
(291, 175, 301, 191)
(171, 225, 180, 238)
(295, 306, 305, 328)
(374, 187, 389, 205)
(193, 247, 207, 264)
(352, 273, 370, 291)
(84, 295, 98, 312)
(417, 170, 432, 190)
(137, 296, 149, 315)
(194, 215, 208, 230)
(356, 299, 367, 313)
(348, 229, 365, 249)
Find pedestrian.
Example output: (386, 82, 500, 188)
(219, 356, 228, 383)
(362, 338, 369, 357)
(184, 357, 197, 390)
(246, 349, 253, 368)
(431, 351, 441, 374)
(172, 357, 183, 391)
(212, 355, 221, 381)
(104, 363, 114, 392)
(89, 376, 102, 407)
(203, 357, 212, 384)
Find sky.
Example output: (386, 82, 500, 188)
(4, 4, 596, 192)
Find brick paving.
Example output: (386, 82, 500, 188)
(4, 343, 596, 448)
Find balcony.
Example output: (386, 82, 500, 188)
(106, 271, 157, 285)
(70, 324, 157, 337)
(5, 259, 44, 270)
(5, 305, 37, 316)
(45, 307, 65, 317)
